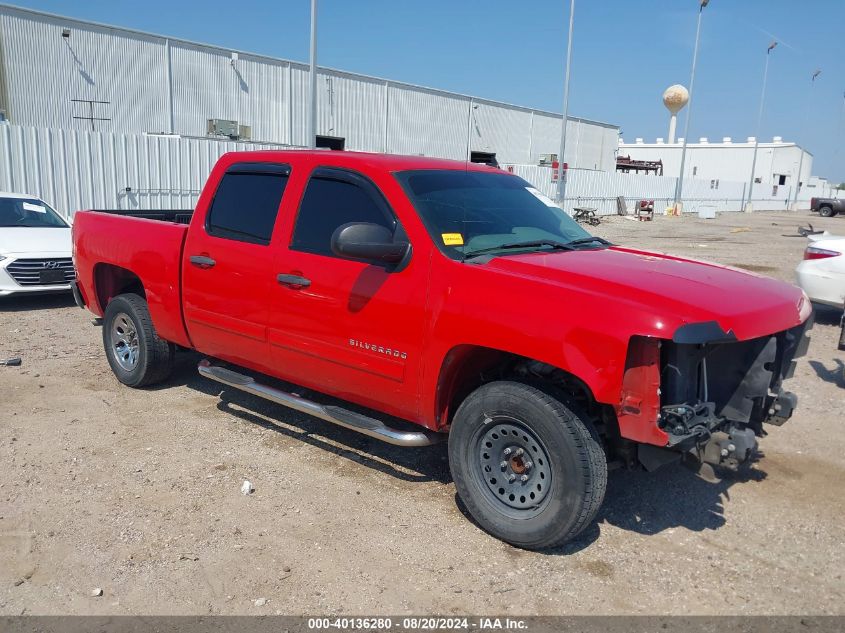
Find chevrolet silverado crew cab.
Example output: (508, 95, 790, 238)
(72, 151, 812, 549)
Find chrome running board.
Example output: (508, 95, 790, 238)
(198, 360, 443, 447)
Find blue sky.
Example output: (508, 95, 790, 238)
(11, 0, 845, 182)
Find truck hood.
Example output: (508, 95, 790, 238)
(483, 246, 807, 340)
(0, 227, 72, 255)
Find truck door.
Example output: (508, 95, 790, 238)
(182, 162, 290, 369)
(269, 167, 428, 421)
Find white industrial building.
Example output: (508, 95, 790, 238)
(0, 4, 619, 170)
(619, 136, 813, 194)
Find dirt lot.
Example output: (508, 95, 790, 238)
(1, 210, 844, 616)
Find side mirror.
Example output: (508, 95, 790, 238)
(331, 222, 410, 265)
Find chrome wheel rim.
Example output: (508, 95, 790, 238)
(473, 416, 552, 517)
(110, 312, 140, 371)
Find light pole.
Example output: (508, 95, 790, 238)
(465, 100, 478, 161)
(555, 0, 575, 205)
(792, 69, 821, 209)
(307, 0, 318, 149)
(742, 40, 777, 212)
(672, 0, 709, 214)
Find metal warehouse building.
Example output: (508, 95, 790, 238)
(619, 137, 813, 192)
(0, 4, 619, 169)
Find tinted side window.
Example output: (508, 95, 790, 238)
(291, 172, 395, 257)
(207, 169, 289, 245)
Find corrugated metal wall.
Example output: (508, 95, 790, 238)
(0, 8, 169, 134)
(2, 124, 835, 221)
(386, 84, 468, 160)
(320, 71, 386, 153)
(0, 4, 618, 168)
(0, 124, 288, 216)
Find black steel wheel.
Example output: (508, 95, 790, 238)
(449, 381, 607, 550)
(472, 418, 552, 517)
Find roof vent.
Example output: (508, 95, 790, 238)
(747, 136, 756, 142)
(773, 136, 783, 142)
(635, 137, 644, 144)
(722, 137, 732, 143)
(656, 137, 664, 144)
(699, 137, 708, 143)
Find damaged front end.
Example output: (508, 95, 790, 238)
(620, 316, 812, 473)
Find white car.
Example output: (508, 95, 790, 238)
(0, 192, 74, 296)
(795, 233, 845, 309)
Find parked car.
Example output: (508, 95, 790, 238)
(72, 151, 812, 549)
(810, 197, 845, 217)
(0, 192, 74, 296)
(795, 233, 845, 309)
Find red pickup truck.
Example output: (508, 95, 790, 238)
(72, 150, 812, 549)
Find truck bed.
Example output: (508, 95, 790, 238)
(72, 210, 192, 347)
(90, 209, 194, 224)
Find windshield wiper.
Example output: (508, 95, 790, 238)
(464, 239, 576, 260)
(566, 236, 612, 247)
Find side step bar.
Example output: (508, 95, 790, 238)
(198, 360, 443, 447)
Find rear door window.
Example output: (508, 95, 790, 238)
(290, 167, 396, 257)
(206, 163, 290, 245)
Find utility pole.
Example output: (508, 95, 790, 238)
(672, 0, 709, 214)
(792, 69, 821, 209)
(742, 40, 777, 213)
(555, 0, 575, 206)
(308, 0, 318, 149)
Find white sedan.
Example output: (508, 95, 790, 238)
(0, 192, 74, 296)
(795, 233, 845, 309)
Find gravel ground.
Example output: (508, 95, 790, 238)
(1, 210, 843, 615)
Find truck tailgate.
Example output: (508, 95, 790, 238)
(72, 211, 191, 347)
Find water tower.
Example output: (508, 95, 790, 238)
(663, 84, 689, 144)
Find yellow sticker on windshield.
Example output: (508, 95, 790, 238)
(442, 233, 464, 246)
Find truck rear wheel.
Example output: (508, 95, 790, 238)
(818, 205, 834, 217)
(102, 293, 174, 388)
(448, 381, 607, 550)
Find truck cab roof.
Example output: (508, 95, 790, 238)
(217, 149, 502, 174)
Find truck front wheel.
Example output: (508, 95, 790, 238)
(449, 381, 607, 550)
(102, 293, 174, 388)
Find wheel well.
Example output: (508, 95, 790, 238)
(436, 346, 612, 436)
(93, 263, 145, 311)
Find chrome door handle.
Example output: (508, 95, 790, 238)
(277, 274, 311, 288)
(190, 255, 216, 269)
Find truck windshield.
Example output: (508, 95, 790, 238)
(394, 170, 604, 260)
(0, 198, 68, 228)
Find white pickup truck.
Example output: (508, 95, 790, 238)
(0, 192, 74, 296)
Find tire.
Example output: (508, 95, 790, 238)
(839, 309, 845, 352)
(102, 293, 174, 388)
(818, 205, 834, 217)
(448, 381, 607, 550)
